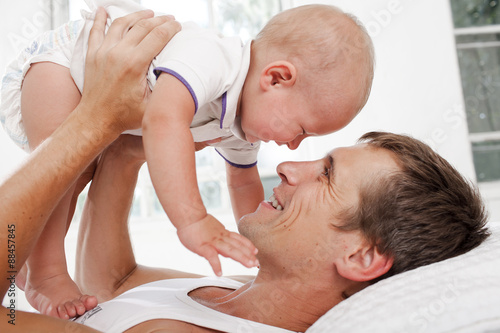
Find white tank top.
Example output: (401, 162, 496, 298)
(73, 277, 296, 333)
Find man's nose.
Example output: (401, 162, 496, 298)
(276, 161, 306, 185)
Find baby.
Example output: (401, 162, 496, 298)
(0, 0, 374, 319)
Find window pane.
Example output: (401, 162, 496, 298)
(456, 32, 500, 44)
(450, 0, 500, 28)
(472, 141, 500, 181)
(261, 175, 280, 199)
(195, 149, 215, 168)
(131, 189, 143, 217)
(141, 0, 210, 27)
(456, 45, 500, 133)
(199, 181, 222, 209)
(214, 0, 281, 42)
(153, 194, 165, 216)
(69, 0, 87, 20)
(70, 0, 211, 26)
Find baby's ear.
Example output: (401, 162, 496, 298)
(259, 61, 297, 90)
(335, 238, 393, 282)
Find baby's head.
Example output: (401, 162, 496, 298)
(239, 5, 374, 149)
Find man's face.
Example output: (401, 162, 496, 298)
(238, 143, 400, 271)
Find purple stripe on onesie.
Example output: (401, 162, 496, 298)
(220, 92, 227, 129)
(154, 67, 199, 113)
(215, 149, 257, 169)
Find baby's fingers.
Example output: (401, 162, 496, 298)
(215, 234, 259, 268)
(230, 232, 258, 255)
(199, 245, 223, 277)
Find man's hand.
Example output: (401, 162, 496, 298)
(194, 137, 222, 151)
(0, 8, 181, 332)
(177, 214, 259, 276)
(81, 8, 181, 133)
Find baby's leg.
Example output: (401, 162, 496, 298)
(19, 62, 97, 319)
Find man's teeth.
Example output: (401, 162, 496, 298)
(269, 194, 283, 211)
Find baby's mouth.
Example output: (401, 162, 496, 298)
(268, 194, 283, 211)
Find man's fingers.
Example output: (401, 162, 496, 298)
(194, 138, 222, 151)
(133, 19, 182, 68)
(124, 15, 176, 48)
(87, 7, 108, 56)
(102, 9, 155, 48)
(205, 138, 222, 145)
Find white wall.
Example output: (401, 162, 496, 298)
(0, 0, 55, 311)
(0, 1, 55, 182)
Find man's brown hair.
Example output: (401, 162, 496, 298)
(340, 131, 490, 282)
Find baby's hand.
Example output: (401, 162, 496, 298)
(177, 214, 259, 276)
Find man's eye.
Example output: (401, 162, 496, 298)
(323, 167, 329, 177)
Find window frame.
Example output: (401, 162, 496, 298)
(454, 24, 500, 182)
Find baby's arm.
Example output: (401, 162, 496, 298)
(226, 165, 264, 221)
(142, 74, 258, 276)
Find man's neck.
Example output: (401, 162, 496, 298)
(190, 273, 344, 332)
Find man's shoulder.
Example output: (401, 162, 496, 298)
(123, 318, 223, 333)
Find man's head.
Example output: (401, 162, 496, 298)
(239, 132, 489, 295)
(338, 131, 490, 282)
(239, 5, 374, 150)
(238, 134, 399, 289)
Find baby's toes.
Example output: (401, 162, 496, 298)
(45, 304, 59, 318)
(57, 302, 70, 319)
(72, 298, 87, 316)
(57, 299, 82, 319)
(80, 295, 98, 311)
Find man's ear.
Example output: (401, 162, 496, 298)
(259, 61, 297, 91)
(336, 243, 393, 282)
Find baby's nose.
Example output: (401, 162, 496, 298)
(287, 136, 305, 150)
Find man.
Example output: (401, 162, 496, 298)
(70, 132, 489, 332)
(0, 8, 181, 332)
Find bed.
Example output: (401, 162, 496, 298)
(307, 223, 500, 332)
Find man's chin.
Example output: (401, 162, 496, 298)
(237, 212, 260, 241)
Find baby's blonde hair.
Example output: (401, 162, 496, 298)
(253, 5, 374, 114)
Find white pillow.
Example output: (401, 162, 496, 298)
(307, 224, 500, 333)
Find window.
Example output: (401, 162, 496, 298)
(68, 0, 283, 222)
(450, 0, 500, 182)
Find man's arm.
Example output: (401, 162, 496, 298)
(226, 165, 264, 221)
(0, 8, 180, 331)
(76, 136, 257, 301)
(76, 135, 203, 301)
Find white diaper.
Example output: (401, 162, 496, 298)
(0, 20, 84, 151)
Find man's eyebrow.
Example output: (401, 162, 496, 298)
(328, 154, 335, 184)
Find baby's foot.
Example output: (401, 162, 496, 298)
(24, 272, 98, 319)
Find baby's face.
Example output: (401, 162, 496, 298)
(240, 95, 357, 150)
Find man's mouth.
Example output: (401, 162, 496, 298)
(268, 194, 283, 211)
